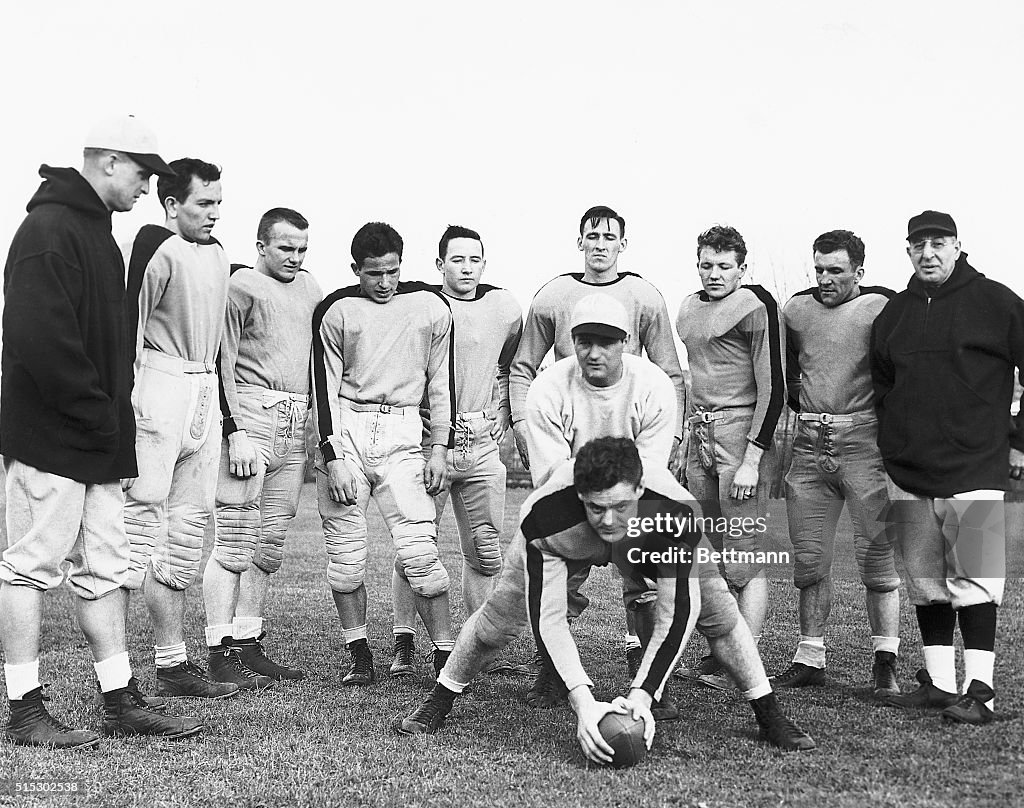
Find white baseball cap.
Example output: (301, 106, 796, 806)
(84, 114, 175, 178)
(570, 293, 629, 340)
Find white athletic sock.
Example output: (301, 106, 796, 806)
(432, 640, 455, 653)
(94, 651, 131, 693)
(342, 625, 368, 644)
(4, 659, 40, 701)
(922, 645, 956, 694)
(393, 625, 416, 637)
(624, 633, 641, 650)
(793, 636, 826, 668)
(871, 635, 900, 656)
(963, 649, 995, 707)
(437, 670, 468, 694)
(154, 642, 188, 669)
(742, 679, 772, 701)
(205, 624, 234, 648)
(232, 616, 263, 641)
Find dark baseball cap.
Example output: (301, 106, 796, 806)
(907, 210, 957, 241)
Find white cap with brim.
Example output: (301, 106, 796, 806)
(84, 114, 176, 178)
(570, 293, 629, 341)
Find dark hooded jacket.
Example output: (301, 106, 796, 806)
(0, 165, 137, 483)
(871, 253, 1024, 497)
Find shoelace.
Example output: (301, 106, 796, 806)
(181, 661, 215, 682)
(221, 648, 263, 679)
(409, 697, 447, 727)
(350, 647, 374, 675)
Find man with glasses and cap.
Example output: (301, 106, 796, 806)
(872, 210, 1024, 724)
(1, 115, 202, 747)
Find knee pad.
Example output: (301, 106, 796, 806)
(395, 535, 450, 598)
(721, 561, 762, 590)
(252, 540, 284, 575)
(463, 526, 502, 578)
(213, 504, 260, 574)
(324, 523, 367, 594)
(149, 555, 200, 590)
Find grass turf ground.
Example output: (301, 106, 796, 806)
(1, 483, 1022, 808)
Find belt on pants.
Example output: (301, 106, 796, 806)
(798, 409, 875, 425)
(342, 400, 417, 416)
(457, 410, 489, 421)
(688, 411, 726, 424)
(142, 348, 216, 375)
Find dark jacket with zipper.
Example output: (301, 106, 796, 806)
(871, 253, 1024, 497)
(0, 165, 137, 483)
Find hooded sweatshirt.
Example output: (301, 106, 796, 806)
(0, 165, 137, 483)
(871, 254, 1024, 497)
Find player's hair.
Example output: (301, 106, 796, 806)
(158, 158, 221, 206)
(438, 225, 484, 260)
(579, 205, 626, 238)
(697, 225, 747, 265)
(574, 437, 643, 494)
(812, 229, 865, 269)
(351, 222, 404, 268)
(257, 207, 309, 243)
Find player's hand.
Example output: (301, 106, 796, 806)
(228, 430, 260, 478)
(489, 408, 512, 442)
(513, 421, 531, 470)
(569, 686, 619, 765)
(326, 458, 359, 505)
(613, 688, 656, 750)
(120, 477, 137, 492)
(424, 445, 449, 495)
(668, 436, 684, 478)
(730, 461, 759, 500)
(1010, 448, 1024, 480)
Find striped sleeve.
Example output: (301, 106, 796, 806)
(525, 543, 593, 693)
(310, 295, 347, 463)
(744, 287, 786, 448)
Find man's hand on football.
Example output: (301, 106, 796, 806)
(612, 688, 655, 750)
(513, 421, 531, 470)
(569, 685, 618, 765)
(228, 430, 260, 478)
(326, 458, 358, 505)
(424, 444, 449, 495)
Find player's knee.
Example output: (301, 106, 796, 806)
(396, 541, 450, 598)
(327, 560, 364, 594)
(794, 564, 827, 590)
(863, 572, 901, 593)
(465, 530, 502, 578)
(212, 543, 253, 575)
(150, 557, 199, 591)
(721, 563, 761, 589)
(252, 547, 283, 575)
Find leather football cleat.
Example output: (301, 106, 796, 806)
(750, 692, 816, 751)
(432, 649, 451, 679)
(675, 654, 721, 682)
(771, 662, 828, 688)
(389, 634, 416, 677)
(941, 680, 998, 725)
(871, 651, 900, 696)
(507, 648, 545, 677)
(208, 645, 275, 691)
(95, 680, 167, 712)
(102, 678, 203, 739)
(697, 671, 735, 691)
(393, 694, 454, 735)
(6, 686, 100, 749)
(229, 634, 304, 681)
(156, 661, 241, 700)
(525, 661, 569, 708)
(885, 668, 958, 710)
(342, 641, 375, 686)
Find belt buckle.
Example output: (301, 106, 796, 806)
(819, 413, 833, 425)
(378, 404, 392, 414)
(699, 411, 716, 424)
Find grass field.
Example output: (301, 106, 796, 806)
(1, 483, 1022, 808)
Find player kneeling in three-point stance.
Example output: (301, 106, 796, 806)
(201, 208, 323, 684)
(394, 438, 815, 760)
(312, 222, 456, 684)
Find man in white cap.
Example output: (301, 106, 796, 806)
(522, 293, 679, 716)
(1, 115, 202, 747)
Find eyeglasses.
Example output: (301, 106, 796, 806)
(909, 237, 956, 254)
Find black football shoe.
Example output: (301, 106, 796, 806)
(750, 692, 816, 751)
(885, 669, 957, 710)
(6, 686, 100, 749)
(941, 680, 998, 725)
(771, 662, 828, 688)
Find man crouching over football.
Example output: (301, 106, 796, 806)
(393, 436, 815, 762)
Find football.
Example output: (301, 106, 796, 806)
(598, 711, 648, 769)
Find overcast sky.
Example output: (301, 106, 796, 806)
(2, 1, 1022, 315)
